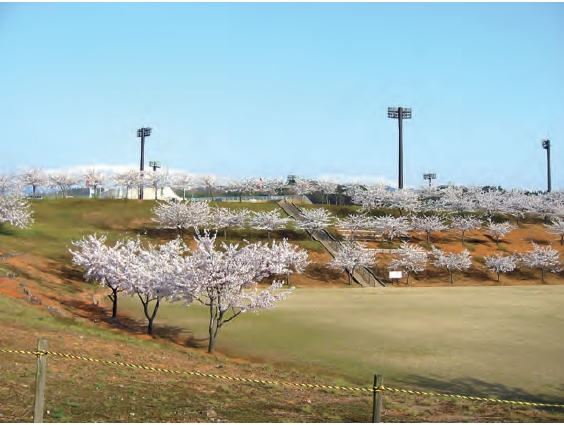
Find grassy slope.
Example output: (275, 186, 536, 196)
(1, 199, 564, 422)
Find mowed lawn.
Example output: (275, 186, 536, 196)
(118, 285, 564, 404)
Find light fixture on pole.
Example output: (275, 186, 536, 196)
(149, 161, 161, 172)
(542, 139, 551, 193)
(137, 127, 152, 199)
(423, 173, 436, 188)
(388, 107, 412, 189)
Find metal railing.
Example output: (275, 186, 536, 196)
(278, 202, 385, 287)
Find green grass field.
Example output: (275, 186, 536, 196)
(118, 285, 564, 404)
(2, 199, 564, 421)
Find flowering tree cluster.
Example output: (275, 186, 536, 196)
(248, 210, 291, 240)
(411, 215, 448, 243)
(0, 194, 34, 228)
(483, 253, 518, 282)
(431, 247, 473, 284)
(71, 231, 306, 353)
(152, 200, 212, 236)
(519, 243, 562, 282)
(485, 219, 517, 245)
(545, 218, 564, 246)
(295, 207, 334, 240)
(388, 243, 428, 285)
(328, 240, 376, 285)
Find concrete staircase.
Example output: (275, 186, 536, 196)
(278, 201, 385, 287)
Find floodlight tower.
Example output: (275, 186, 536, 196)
(542, 139, 551, 193)
(137, 127, 152, 199)
(388, 107, 412, 189)
(423, 173, 436, 188)
(149, 161, 161, 172)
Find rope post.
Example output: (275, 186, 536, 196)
(372, 374, 383, 423)
(33, 339, 48, 423)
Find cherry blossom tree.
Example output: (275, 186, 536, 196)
(474, 187, 506, 217)
(433, 185, 476, 214)
(449, 216, 483, 245)
(176, 231, 296, 353)
(373, 215, 411, 243)
(48, 172, 78, 198)
(83, 169, 106, 198)
(0, 173, 19, 195)
(327, 240, 376, 285)
(19, 167, 48, 197)
(152, 199, 211, 237)
(267, 239, 310, 285)
(249, 210, 291, 240)
(503, 190, 536, 224)
(0, 195, 34, 228)
(70, 234, 129, 319)
(317, 180, 338, 204)
(335, 213, 370, 241)
(486, 219, 516, 245)
(200, 175, 218, 198)
(295, 207, 334, 240)
(291, 179, 315, 202)
(114, 170, 142, 200)
(411, 215, 448, 243)
(172, 173, 194, 200)
(226, 177, 258, 202)
(545, 218, 564, 245)
(483, 253, 518, 282)
(388, 189, 421, 216)
(210, 207, 249, 239)
(431, 248, 472, 284)
(145, 170, 169, 200)
(261, 178, 285, 202)
(519, 243, 562, 283)
(388, 242, 428, 285)
(121, 237, 187, 335)
(352, 183, 389, 210)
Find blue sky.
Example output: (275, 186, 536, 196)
(0, 2, 562, 190)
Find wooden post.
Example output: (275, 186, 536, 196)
(33, 339, 48, 423)
(372, 374, 383, 423)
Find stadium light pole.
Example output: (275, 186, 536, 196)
(137, 127, 152, 199)
(149, 161, 161, 172)
(542, 139, 551, 193)
(388, 107, 412, 189)
(423, 173, 436, 188)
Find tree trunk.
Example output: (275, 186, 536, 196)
(108, 287, 119, 318)
(208, 303, 218, 354)
(406, 272, 410, 286)
(497, 271, 500, 282)
(139, 294, 161, 336)
(449, 270, 454, 284)
(541, 268, 545, 283)
(426, 232, 430, 243)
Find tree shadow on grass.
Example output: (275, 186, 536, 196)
(53, 298, 197, 344)
(395, 374, 564, 412)
(305, 263, 342, 282)
(0, 226, 17, 236)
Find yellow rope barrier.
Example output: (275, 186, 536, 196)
(2, 348, 563, 408)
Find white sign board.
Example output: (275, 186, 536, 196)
(389, 271, 403, 279)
